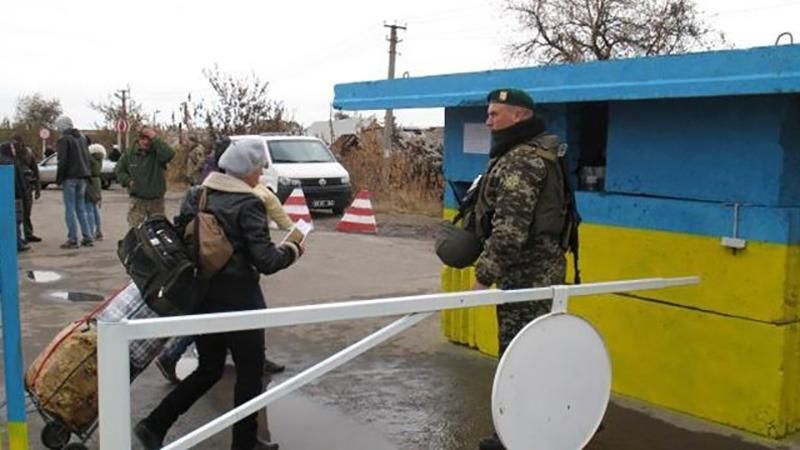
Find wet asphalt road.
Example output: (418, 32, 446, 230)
(1, 186, 796, 449)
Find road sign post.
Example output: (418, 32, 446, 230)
(38, 128, 49, 160)
(116, 119, 129, 152)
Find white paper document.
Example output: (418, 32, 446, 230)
(281, 219, 313, 245)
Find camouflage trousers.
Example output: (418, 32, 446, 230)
(127, 197, 166, 229)
(496, 257, 566, 355)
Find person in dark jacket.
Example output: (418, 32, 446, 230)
(13, 135, 41, 243)
(115, 127, 175, 228)
(0, 141, 29, 252)
(54, 116, 94, 249)
(134, 140, 303, 450)
(86, 143, 106, 241)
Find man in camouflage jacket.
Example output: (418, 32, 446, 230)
(475, 88, 567, 449)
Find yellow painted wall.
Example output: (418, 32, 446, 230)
(570, 295, 799, 438)
(578, 224, 799, 323)
(440, 219, 800, 437)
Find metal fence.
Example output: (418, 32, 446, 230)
(98, 276, 698, 449)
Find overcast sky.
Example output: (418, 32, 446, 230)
(2, 0, 799, 130)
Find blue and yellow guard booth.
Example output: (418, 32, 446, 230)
(334, 44, 800, 438)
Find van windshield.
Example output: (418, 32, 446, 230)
(268, 140, 336, 163)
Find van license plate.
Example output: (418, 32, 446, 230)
(311, 200, 335, 208)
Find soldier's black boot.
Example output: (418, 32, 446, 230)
(478, 433, 505, 450)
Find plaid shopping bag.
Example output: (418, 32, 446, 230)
(98, 282, 167, 372)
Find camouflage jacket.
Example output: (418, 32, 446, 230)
(474, 134, 567, 289)
(186, 143, 208, 184)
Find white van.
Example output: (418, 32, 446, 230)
(230, 135, 353, 213)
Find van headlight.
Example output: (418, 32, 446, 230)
(341, 175, 350, 185)
(278, 176, 301, 187)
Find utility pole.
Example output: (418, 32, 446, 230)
(114, 87, 129, 151)
(384, 22, 406, 158)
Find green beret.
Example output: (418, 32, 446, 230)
(487, 88, 535, 110)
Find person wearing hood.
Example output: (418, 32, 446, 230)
(134, 139, 302, 450)
(86, 143, 106, 241)
(473, 89, 568, 450)
(115, 126, 176, 228)
(0, 141, 30, 252)
(54, 115, 94, 249)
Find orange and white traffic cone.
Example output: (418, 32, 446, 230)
(335, 190, 378, 234)
(283, 188, 313, 226)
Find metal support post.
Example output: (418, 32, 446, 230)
(97, 320, 133, 450)
(551, 285, 570, 313)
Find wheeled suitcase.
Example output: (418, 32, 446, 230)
(26, 282, 168, 449)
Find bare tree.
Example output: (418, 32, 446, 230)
(89, 94, 148, 130)
(89, 95, 148, 130)
(202, 65, 302, 136)
(505, 0, 725, 64)
(14, 93, 62, 129)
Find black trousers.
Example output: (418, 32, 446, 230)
(22, 190, 33, 238)
(146, 328, 266, 449)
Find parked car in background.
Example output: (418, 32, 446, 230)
(230, 134, 353, 214)
(38, 153, 116, 189)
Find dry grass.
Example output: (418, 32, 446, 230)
(339, 128, 443, 217)
(164, 130, 198, 191)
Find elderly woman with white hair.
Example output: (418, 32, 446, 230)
(86, 143, 106, 240)
(134, 139, 303, 450)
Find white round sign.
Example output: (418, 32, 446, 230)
(39, 128, 50, 140)
(492, 313, 611, 450)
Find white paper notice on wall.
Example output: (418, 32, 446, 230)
(463, 123, 491, 154)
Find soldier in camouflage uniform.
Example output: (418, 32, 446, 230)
(185, 134, 209, 185)
(475, 88, 567, 450)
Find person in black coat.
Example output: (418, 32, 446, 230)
(134, 140, 303, 450)
(0, 141, 30, 252)
(13, 135, 42, 243)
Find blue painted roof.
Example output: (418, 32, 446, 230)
(334, 45, 800, 110)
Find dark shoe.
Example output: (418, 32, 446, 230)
(232, 439, 279, 450)
(155, 355, 180, 384)
(17, 243, 30, 252)
(478, 433, 505, 450)
(80, 238, 94, 247)
(60, 240, 79, 249)
(134, 420, 164, 450)
(26, 235, 42, 242)
(263, 358, 285, 374)
(94, 232, 104, 241)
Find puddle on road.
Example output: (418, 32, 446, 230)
(26, 270, 63, 283)
(50, 291, 104, 302)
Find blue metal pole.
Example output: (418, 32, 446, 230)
(0, 165, 28, 449)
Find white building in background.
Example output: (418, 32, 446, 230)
(306, 117, 365, 145)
